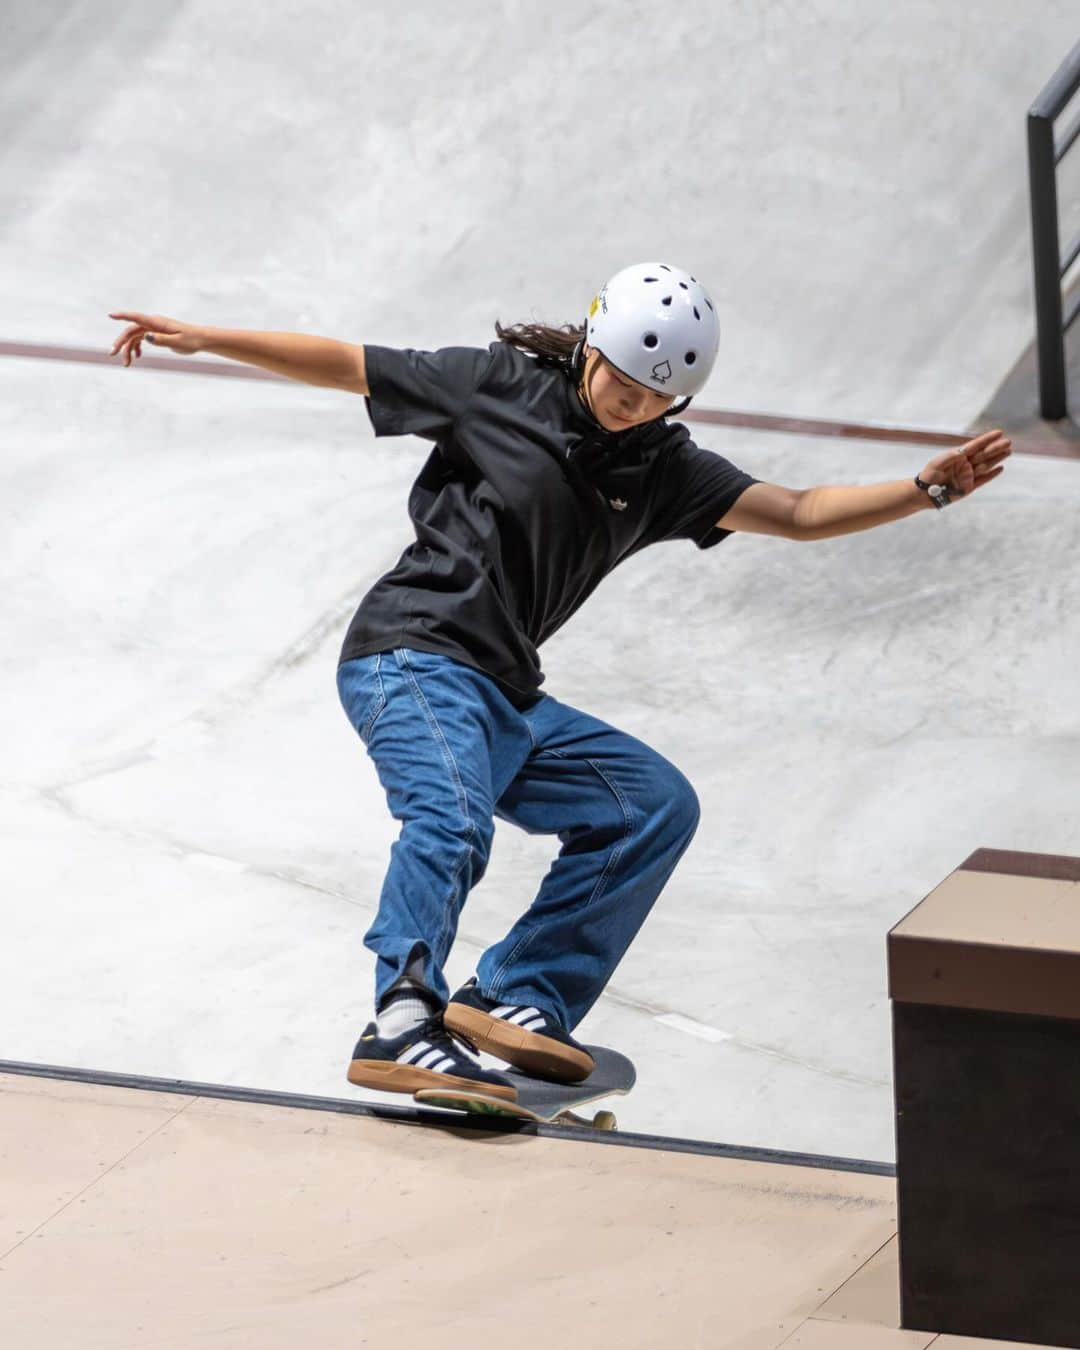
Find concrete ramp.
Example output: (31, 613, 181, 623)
(0, 1067, 1057, 1349)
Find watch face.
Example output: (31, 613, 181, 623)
(929, 484, 944, 497)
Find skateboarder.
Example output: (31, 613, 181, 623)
(108, 263, 1011, 1103)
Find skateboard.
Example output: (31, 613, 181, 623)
(414, 1045, 635, 1130)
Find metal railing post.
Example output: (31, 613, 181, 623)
(1027, 39, 1080, 423)
(1027, 111, 1066, 419)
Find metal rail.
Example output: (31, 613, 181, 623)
(0, 1056, 896, 1174)
(1028, 39, 1080, 420)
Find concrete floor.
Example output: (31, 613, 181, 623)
(3, 2, 1080, 1161)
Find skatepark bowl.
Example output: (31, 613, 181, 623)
(5, 10, 1080, 1347)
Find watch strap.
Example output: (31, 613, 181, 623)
(914, 474, 950, 509)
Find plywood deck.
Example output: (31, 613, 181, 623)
(1, 1070, 1068, 1349)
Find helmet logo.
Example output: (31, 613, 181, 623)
(599, 286, 609, 315)
(588, 294, 600, 319)
(651, 359, 673, 384)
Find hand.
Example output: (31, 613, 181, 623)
(919, 429, 1012, 500)
(107, 311, 205, 366)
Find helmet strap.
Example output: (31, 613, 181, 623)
(569, 336, 585, 382)
(573, 339, 604, 426)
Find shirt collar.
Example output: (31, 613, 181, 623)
(560, 369, 672, 469)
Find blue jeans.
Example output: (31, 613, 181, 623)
(336, 648, 701, 1031)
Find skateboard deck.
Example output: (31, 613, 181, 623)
(414, 1045, 635, 1129)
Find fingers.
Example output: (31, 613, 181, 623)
(113, 330, 145, 366)
(974, 435, 1011, 470)
(109, 322, 139, 349)
(963, 429, 1012, 460)
(108, 314, 166, 366)
(960, 428, 1007, 453)
(110, 325, 143, 362)
(108, 310, 190, 365)
(965, 437, 1010, 492)
(109, 315, 146, 366)
(959, 430, 1011, 472)
(927, 428, 1012, 497)
(108, 312, 164, 365)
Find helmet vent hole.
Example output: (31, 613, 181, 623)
(685, 352, 697, 366)
(679, 282, 688, 290)
(690, 275, 697, 283)
(705, 298, 713, 311)
(662, 295, 673, 306)
(643, 333, 659, 349)
(644, 276, 658, 283)
(693, 307, 700, 320)
(660, 264, 671, 271)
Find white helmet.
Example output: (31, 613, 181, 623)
(585, 261, 720, 398)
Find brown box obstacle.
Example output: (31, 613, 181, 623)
(889, 846, 1080, 1348)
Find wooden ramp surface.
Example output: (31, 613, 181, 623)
(0, 1071, 1066, 1349)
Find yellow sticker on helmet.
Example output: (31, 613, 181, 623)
(588, 294, 600, 319)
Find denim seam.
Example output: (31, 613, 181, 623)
(397, 649, 478, 964)
(359, 652, 387, 741)
(488, 746, 634, 999)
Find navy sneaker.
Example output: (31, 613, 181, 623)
(443, 978, 595, 1083)
(346, 1013, 517, 1100)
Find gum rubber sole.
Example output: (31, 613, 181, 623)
(442, 1004, 595, 1083)
(346, 1058, 517, 1101)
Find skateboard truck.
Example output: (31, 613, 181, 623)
(414, 1045, 635, 1130)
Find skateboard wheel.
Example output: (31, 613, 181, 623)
(592, 1110, 618, 1131)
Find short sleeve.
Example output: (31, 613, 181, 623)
(642, 427, 759, 550)
(363, 345, 493, 442)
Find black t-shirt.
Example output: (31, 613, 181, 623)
(339, 341, 759, 709)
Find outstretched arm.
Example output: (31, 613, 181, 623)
(108, 311, 369, 394)
(716, 429, 1012, 540)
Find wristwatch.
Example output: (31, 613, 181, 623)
(914, 474, 953, 509)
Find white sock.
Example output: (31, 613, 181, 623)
(376, 982, 437, 1040)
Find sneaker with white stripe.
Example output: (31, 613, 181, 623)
(444, 978, 596, 1084)
(346, 1014, 517, 1100)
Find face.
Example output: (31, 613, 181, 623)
(579, 344, 675, 431)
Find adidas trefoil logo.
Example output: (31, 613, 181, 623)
(608, 497, 629, 512)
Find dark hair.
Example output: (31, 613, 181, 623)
(494, 319, 585, 364)
(496, 317, 692, 420)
